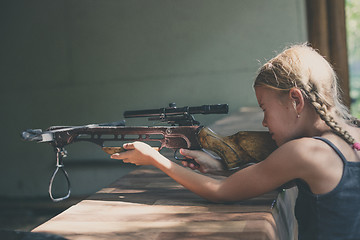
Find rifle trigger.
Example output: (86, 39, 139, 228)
(173, 149, 200, 167)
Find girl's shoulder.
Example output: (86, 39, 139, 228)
(257, 137, 329, 179)
(276, 137, 345, 194)
(275, 137, 332, 163)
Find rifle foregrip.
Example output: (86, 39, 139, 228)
(197, 127, 277, 169)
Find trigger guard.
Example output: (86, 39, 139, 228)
(174, 149, 186, 161)
(173, 149, 200, 167)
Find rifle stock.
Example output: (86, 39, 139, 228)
(198, 128, 277, 169)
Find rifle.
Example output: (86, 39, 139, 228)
(21, 103, 277, 202)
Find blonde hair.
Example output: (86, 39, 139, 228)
(254, 44, 356, 145)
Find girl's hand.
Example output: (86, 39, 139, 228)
(110, 142, 161, 166)
(180, 149, 225, 174)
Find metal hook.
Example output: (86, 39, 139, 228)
(48, 147, 71, 202)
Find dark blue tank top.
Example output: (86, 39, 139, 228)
(295, 137, 360, 240)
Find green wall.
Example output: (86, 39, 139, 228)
(0, 0, 307, 198)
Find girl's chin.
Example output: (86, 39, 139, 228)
(274, 138, 284, 147)
(275, 136, 295, 147)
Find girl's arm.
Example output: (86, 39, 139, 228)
(111, 142, 225, 202)
(111, 141, 304, 202)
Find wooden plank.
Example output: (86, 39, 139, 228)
(32, 166, 295, 240)
(306, 0, 350, 107)
(32, 110, 297, 240)
(306, 0, 330, 58)
(327, 0, 350, 106)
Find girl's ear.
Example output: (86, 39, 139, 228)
(289, 88, 305, 114)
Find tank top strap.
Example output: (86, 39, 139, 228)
(313, 136, 348, 164)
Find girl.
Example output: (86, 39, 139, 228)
(111, 44, 360, 240)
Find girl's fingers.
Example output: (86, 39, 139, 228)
(180, 149, 200, 158)
(111, 143, 140, 159)
(110, 153, 123, 159)
(111, 150, 133, 160)
(182, 160, 200, 170)
(123, 143, 135, 150)
(182, 161, 189, 167)
(179, 148, 189, 157)
(188, 163, 196, 169)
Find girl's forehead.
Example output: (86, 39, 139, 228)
(255, 86, 285, 105)
(255, 86, 272, 99)
(255, 87, 268, 106)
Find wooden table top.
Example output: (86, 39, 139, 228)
(32, 165, 297, 240)
(32, 110, 297, 240)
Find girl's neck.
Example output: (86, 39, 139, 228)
(305, 117, 330, 137)
(308, 109, 352, 138)
(301, 106, 333, 137)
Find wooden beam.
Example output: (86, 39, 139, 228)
(327, 0, 350, 107)
(306, 0, 330, 58)
(306, 0, 350, 107)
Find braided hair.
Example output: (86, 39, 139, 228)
(254, 44, 360, 149)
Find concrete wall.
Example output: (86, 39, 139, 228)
(0, 0, 307, 198)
